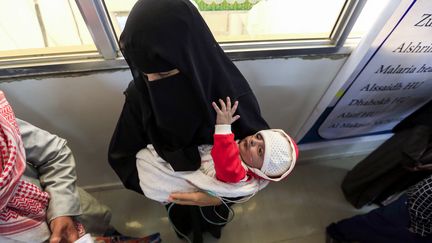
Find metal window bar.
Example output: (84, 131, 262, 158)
(332, 0, 367, 47)
(75, 0, 118, 60)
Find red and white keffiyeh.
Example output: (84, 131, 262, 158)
(0, 91, 50, 239)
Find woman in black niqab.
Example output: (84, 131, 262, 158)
(108, 0, 269, 241)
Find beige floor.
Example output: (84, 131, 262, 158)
(90, 155, 377, 243)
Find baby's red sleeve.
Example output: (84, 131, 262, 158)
(211, 133, 246, 183)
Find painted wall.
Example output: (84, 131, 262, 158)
(0, 55, 347, 187)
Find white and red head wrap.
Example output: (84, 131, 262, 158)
(0, 91, 50, 239)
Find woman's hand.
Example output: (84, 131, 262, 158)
(405, 163, 432, 172)
(212, 97, 240, 125)
(49, 216, 79, 243)
(168, 191, 222, 206)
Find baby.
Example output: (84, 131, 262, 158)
(136, 97, 298, 202)
(211, 97, 298, 183)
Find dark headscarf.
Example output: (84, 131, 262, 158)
(109, 0, 269, 192)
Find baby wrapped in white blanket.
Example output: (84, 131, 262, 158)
(136, 145, 269, 203)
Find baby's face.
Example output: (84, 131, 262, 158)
(239, 133, 265, 169)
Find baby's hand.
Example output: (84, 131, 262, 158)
(212, 97, 240, 125)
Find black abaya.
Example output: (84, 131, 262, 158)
(108, 0, 269, 241)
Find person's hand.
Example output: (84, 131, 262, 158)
(212, 97, 240, 125)
(49, 216, 79, 243)
(405, 163, 432, 172)
(168, 191, 222, 206)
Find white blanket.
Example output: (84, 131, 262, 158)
(136, 145, 269, 203)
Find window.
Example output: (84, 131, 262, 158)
(0, 0, 97, 63)
(103, 0, 137, 38)
(104, 0, 348, 42)
(1, 0, 380, 78)
(104, 0, 362, 56)
(199, 0, 346, 42)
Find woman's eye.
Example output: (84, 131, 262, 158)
(257, 134, 262, 140)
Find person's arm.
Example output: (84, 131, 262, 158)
(211, 97, 245, 183)
(406, 175, 432, 236)
(17, 119, 80, 242)
(404, 163, 432, 172)
(18, 119, 80, 221)
(168, 191, 222, 206)
(212, 128, 246, 183)
(108, 82, 149, 194)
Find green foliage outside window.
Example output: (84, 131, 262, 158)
(192, 0, 260, 11)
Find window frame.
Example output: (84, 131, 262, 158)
(0, 0, 365, 80)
